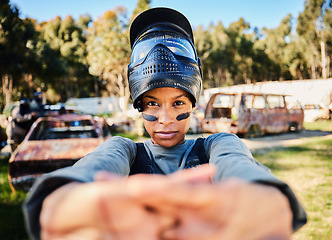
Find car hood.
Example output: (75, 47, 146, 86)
(10, 138, 104, 162)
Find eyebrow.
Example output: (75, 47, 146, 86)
(143, 93, 189, 100)
(143, 95, 157, 100)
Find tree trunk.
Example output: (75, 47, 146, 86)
(310, 56, 317, 79)
(296, 69, 303, 80)
(207, 68, 213, 88)
(327, 55, 330, 78)
(23, 73, 35, 96)
(64, 77, 69, 100)
(320, 40, 328, 79)
(117, 73, 127, 114)
(94, 77, 99, 97)
(116, 73, 130, 115)
(2, 74, 13, 106)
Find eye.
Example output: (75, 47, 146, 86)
(173, 100, 185, 106)
(146, 101, 158, 107)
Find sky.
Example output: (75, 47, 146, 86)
(10, 0, 306, 30)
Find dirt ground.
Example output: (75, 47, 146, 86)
(187, 130, 332, 153)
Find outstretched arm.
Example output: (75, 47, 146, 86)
(40, 164, 293, 240)
(138, 174, 293, 240)
(39, 165, 215, 240)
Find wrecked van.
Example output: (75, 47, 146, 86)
(202, 92, 304, 137)
(8, 114, 112, 192)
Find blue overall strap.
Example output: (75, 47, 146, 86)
(130, 138, 209, 175)
(129, 143, 164, 175)
(184, 138, 209, 169)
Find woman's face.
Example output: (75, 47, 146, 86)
(141, 87, 193, 148)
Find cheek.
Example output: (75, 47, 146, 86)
(176, 111, 191, 121)
(182, 118, 191, 131)
(143, 119, 154, 135)
(142, 113, 157, 122)
(176, 115, 191, 132)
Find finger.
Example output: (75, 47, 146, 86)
(169, 164, 216, 184)
(125, 164, 216, 198)
(138, 183, 218, 210)
(135, 179, 244, 219)
(41, 182, 118, 233)
(125, 174, 171, 195)
(98, 191, 175, 240)
(126, 164, 216, 194)
(160, 207, 223, 240)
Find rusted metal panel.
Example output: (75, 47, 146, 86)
(10, 138, 103, 162)
(202, 92, 304, 137)
(8, 113, 111, 192)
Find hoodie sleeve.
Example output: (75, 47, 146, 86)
(22, 136, 136, 240)
(204, 132, 307, 232)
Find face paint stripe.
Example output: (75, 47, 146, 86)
(143, 112, 191, 122)
(142, 113, 158, 122)
(176, 112, 191, 121)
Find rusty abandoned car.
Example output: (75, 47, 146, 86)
(202, 92, 304, 137)
(8, 114, 112, 192)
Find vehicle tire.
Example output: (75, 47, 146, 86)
(288, 122, 299, 132)
(246, 125, 262, 138)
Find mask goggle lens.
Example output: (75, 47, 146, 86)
(130, 31, 197, 63)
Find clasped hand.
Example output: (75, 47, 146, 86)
(40, 164, 292, 240)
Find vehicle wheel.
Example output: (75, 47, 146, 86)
(288, 122, 299, 132)
(246, 125, 262, 138)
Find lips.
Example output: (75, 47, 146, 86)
(155, 131, 178, 139)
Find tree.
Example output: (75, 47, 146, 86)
(224, 18, 260, 85)
(41, 15, 92, 101)
(282, 37, 310, 79)
(195, 18, 272, 88)
(132, 0, 151, 21)
(205, 22, 234, 87)
(87, 7, 131, 113)
(87, 0, 152, 115)
(297, 0, 332, 79)
(0, 0, 36, 108)
(257, 14, 293, 80)
(194, 24, 215, 88)
(2, 0, 331, 113)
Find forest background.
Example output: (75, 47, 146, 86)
(1, 0, 332, 113)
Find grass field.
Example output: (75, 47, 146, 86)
(0, 120, 331, 239)
(0, 155, 29, 240)
(253, 136, 332, 239)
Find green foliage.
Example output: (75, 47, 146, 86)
(41, 14, 92, 101)
(132, 0, 151, 19)
(86, 7, 131, 111)
(260, 14, 292, 80)
(1, 0, 332, 109)
(296, 0, 332, 79)
(0, 0, 40, 103)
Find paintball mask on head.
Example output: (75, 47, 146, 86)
(128, 8, 202, 112)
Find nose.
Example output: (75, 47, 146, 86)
(158, 106, 174, 125)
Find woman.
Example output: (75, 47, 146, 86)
(24, 7, 306, 240)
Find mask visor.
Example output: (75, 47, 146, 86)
(130, 31, 197, 64)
